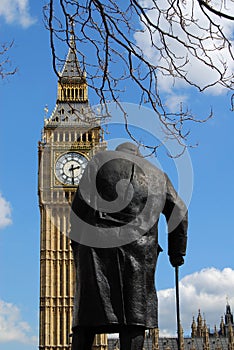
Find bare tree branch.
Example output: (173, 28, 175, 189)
(198, 0, 234, 20)
(0, 41, 17, 79)
(43, 0, 234, 154)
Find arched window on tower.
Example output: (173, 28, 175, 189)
(79, 88, 84, 100)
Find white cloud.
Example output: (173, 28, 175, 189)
(0, 0, 36, 28)
(165, 94, 188, 113)
(134, 0, 234, 97)
(0, 193, 12, 229)
(0, 300, 37, 344)
(158, 267, 234, 337)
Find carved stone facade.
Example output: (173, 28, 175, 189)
(191, 304, 234, 339)
(107, 304, 234, 350)
(38, 37, 106, 350)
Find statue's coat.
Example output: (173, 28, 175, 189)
(70, 143, 187, 333)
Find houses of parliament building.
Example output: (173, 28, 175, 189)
(38, 37, 234, 350)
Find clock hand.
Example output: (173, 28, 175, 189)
(68, 164, 80, 172)
(68, 164, 80, 185)
(72, 166, 80, 171)
(68, 164, 75, 185)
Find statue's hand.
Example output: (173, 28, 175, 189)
(169, 255, 184, 267)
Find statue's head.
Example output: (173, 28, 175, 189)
(115, 142, 142, 157)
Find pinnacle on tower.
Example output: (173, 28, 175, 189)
(197, 310, 203, 337)
(191, 316, 197, 338)
(60, 34, 83, 81)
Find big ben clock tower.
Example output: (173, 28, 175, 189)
(38, 39, 107, 350)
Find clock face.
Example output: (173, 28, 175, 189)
(55, 152, 88, 185)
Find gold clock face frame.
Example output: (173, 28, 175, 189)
(55, 152, 88, 185)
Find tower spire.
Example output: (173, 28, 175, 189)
(225, 300, 234, 326)
(203, 320, 210, 350)
(54, 20, 88, 106)
(60, 17, 83, 80)
(197, 309, 203, 337)
(191, 316, 197, 338)
(60, 35, 82, 80)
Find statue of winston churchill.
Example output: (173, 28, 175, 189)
(70, 142, 188, 350)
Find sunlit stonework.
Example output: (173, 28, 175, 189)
(38, 36, 106, 350)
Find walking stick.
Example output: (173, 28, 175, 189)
(175, 266, 181, 350)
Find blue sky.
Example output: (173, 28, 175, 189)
(0, 1, 234, 349)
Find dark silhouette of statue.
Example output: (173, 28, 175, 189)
(70, 142, 188, 350)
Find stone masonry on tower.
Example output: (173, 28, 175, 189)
(38, 36, 107, 350)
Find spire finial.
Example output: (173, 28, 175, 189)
(44, 105, 48, 119)
(69, 16, 76, 48)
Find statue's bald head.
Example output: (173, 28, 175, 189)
(115, 142, 142, 156)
